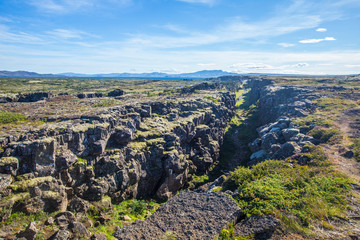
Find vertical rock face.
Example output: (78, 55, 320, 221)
(0, 92, 235, 206)
(255, 85, 317, 125)
(246, 80, 319, 165)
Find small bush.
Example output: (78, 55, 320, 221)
(0, 111, 27, 124)
(218, 223, 236, 240)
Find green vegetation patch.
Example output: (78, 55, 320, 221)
(188, 174, 210, 189)
(315, 97, 358, 113)
(92, 98, 120, 107)
(0, 111, 27, 124)
(217, 223, 253, 240)
(294, 115, 333, 128)
(223, 160, 350, 233)
(88, 199, 161, 239)
(10, 176, 54, 192)
(308, 126, 343, 144)
(350, 138, 360, 162)
(204, 95, 220, 103)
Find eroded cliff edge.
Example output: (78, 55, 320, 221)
(0, 89, 236, 228)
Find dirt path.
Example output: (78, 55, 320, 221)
(334, 107, 360, 183)
(316, 107, 360, 239)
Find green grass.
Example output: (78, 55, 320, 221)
(315, 97, 358, 113)
(350, 139, 360, 162)
(88, 199, 161, 239)
(92, 98, 120, 107)
(0, 210, 59, 239)
(294, 115, 334, 128)
(0, 111, 27, 124)
(188, 174, 210, 189)
(223, 157, 350, 234)
(204, 95, 220, 103)
(0, 77, 200, 94)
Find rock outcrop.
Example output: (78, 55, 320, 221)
(247, 79, 317, 125)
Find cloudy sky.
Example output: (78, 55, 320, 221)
(0, 0, 359, 74)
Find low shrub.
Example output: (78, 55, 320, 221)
(0, 111, 27, 124)
(223, 160, 350, 233)
(92, 98, 119, 107)
(308, 127, 343, 144)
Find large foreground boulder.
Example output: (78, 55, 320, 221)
(114, 191, 242, 239)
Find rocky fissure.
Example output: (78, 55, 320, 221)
(1, 77, 357, 239)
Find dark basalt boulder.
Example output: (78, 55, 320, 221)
(68, 197, 90, 213)
(0, 157, 19, 176)
(108, 89, 125, 97)
(249, 116, 317, 164)
(55, 149, 78, 172)
(235, 215, 280, 238)
(16, 222, 38, 240)
(48, 229, 71, 240)
(0, 174, 11, 192)
(55, 211, 76, 230)
(18, 92, 53, 102)
(3, 176, 68, 216)
(114, 191, 242, 239)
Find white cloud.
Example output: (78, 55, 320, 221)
(0, 24, 44, 44)
(229, 62, 309, 73)
(345, 64, 360, 68)
(316, 28, 327, 32)
(197, 63, 216, 67)
(46, 29, 98, 40)
(299, 37, 336, 43)
(278, 43, 296, 47)
(125, 11, 323, 49)
(28, 0, 131, 14)
(1, 39, 359, 75)
(177, 0, 217, 6)
(293, 63, 309, 68)
(0, 17, 13, 23)
(47, 29, 83, 39)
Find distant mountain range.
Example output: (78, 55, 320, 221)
(0, 70, 351, 79)
(60, 70, 239, 78)
(0, 71, 64, 78)
(0, 70, 238, 79)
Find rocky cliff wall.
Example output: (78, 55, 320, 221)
(0, 92, 235, 220)
(246, 79, 317, 125)
(245, 80, 321, 165)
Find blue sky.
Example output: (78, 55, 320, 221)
(0, 0, 359, 74)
